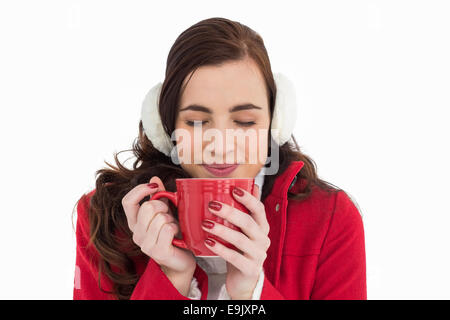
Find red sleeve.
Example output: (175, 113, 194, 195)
(259, 276, 286, 300)
(73, 191, 208, 300)
(310, 191, 367, 300)
(258, 191, 366, 300)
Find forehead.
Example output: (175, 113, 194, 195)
(179, 58, 269, 112)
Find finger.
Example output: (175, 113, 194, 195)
(204, 237, 261, 277)
(201, 219, 259, 259)
(252, 184, 261, 200)
(133, 200, 169, 243)
(144, 212, 175, 250)
(151, 223, 177, 258)
(208, 201, 261, 241)
(121, 180, 161, 231)
(155, 223, 193, 265)
(157, 223, 178, 248)
(148, 176, 170, 208)
(232, 186, 270, 234)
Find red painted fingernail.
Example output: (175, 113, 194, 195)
(233, 187, 244, 197)
(147, 183, 158, 189)
(208, 201, 222, 211)
(205, 238, 216, 247)
(202, 220, 215, 229)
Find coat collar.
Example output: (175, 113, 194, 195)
(263, 160, 305, 287)
(267, 160, 305, 199)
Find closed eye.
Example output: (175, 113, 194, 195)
(234, 121, 256, 127)
(185, 120, 208, 126)
(185, 120, 256, 127)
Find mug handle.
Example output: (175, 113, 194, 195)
(151, 191, 189, 250)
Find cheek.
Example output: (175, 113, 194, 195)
(243, 128, 269, 165)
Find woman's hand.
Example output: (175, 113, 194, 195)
(201, 184, 270, 300)
(121, 176, 196, 277)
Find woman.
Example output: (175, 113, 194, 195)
(73, 17, 366, 300)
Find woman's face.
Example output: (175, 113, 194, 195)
(174, 57, 271, 179)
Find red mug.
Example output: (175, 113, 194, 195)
(151, 178, 255, 256)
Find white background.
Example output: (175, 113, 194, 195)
(0, 0, 449, 299)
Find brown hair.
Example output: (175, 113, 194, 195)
(78, 17, 340, 300)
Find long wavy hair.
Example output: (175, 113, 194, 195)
(77, 17, 341, 300)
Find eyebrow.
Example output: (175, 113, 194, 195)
(179, 103, 262, 114)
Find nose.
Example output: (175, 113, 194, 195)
(202, 125, 243, 164)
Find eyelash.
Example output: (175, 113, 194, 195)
(185, 120, 256, 127)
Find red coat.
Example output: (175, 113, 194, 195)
(73, 160, 367, 300)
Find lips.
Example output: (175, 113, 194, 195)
(202, 164, 239, 177)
